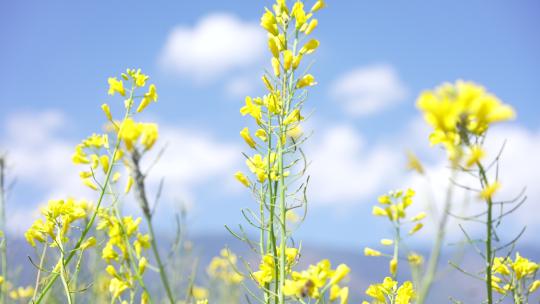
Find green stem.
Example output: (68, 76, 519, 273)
(277, 136, 286, 304)
(31, 243, 48, 303)
(478, 163, 494, 304)
(416, 170, 456, 303)
(57, 236, 73, 304)
(130, 151, 175, 304)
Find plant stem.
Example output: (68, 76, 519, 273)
(416, 170, 455, 303)
(278, 138, 286, 304)
(478, 163, 494, 304)
(130, 150, 175, 304)
(32, 243, 48, 302)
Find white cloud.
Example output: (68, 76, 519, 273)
(159, 13, 266, 82)
(330, 64, 408, 116)
(0, 111, 90, 233)
(0, 111, 244, 233)
(307, 124, 402, 205)
(144, 124, 243, 210)
(224, 76, 259, 99)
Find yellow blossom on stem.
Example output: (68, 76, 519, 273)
(240, 127, 257, 149)
(480, 181, 501, 200)
(108, 77, 126, 96)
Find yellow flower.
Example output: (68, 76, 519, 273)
(283, 108, 303, 125)
(255, 128, 268, 141)
(296, 74, 316, 88)
(240, 96, 262, 122)
(364, 247, 382, 257)
(380, 239, 393, 246)
(192, 286, 209, 300)
(330, 263, 350, 285)
(406, 151, 424, 174)
(81, 236, 97, 250)
(260, 9, 278, 36)
(102, 103, 113, 120)
(409, 223, 423, 235)
(396, 281, 416, 304)
(240, 127, 257, 148)
(529, 280, 540, 293)
(234, 171, 250, 187)
(271, 57, 281, 76)
(138, 257, 148, 274)
(137, 84, 158, 113)
(408, 253, 424, 266)
(372, 206, 387, 217)
(390, 258, 398, 276)
(512, 252, 538, 279)
(108, 77, 126, 96)
(300, 39, 319, 55)
(411, 212, 426, 222)
(140, 123, 158, 150)
(125, 175, 134, 194)
(283, 50, 293, 70)
(132, 69, 149, 87)
(311, 0, 325, 12)
(268, 36, 280, 58)
(305, 19, 318, 35)
(493, 257, 510, 275)
(466, 145, 485, 168)
(480, 181, 501, 200)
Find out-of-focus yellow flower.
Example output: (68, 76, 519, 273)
(311, 0, 325, 12)
(409, 223, 423, 235)
(417, 81, 515, 160)
(380, 239, 393, 246)
(408, 253, 424, 266)
(466, 145, 485, 168)
(140, 123, 158, 150)
(406, 151, 424, 174)
(108, 77, 126, 96)
(102, 103, 113, 121)
(512, 253, 538, 279)
(480, 181, 501, 200)
(364, 247, 382, 257)
(390, 258, 398, 277)
(530, 280, 540, 293)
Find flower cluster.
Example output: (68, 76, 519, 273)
(207, 249, 244, 285)
(252, 247, 299, 285)
(417, 80, 515, 162)
(363, 277, 416, 304)
(283, 259, 350, 304)
(97, 208, 151, 301)
(72, 68, 159, 192)
(363, 189, 424, 303)
(491, 253, 539, 298)
(236, 0, 324, 187)
(366, 189, 425, 276)
(24, 198, 93, 247)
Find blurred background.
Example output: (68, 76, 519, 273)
(1, 1, 539, 302)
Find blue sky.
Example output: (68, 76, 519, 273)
(1, 0, 540, 251)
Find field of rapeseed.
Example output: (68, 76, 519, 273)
(0, 1, 539, 303)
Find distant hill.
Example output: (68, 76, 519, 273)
(5, 233, 540, 303)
